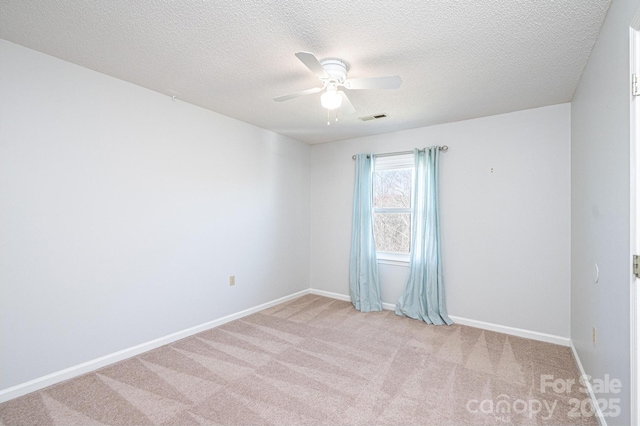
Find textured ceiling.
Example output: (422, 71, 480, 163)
(0, 0, 611, 144)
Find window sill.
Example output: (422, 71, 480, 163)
(377, 252, 410, 267)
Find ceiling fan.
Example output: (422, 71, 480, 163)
(274, 52, 402, 120)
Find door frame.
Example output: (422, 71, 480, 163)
(629, 12, 640, 426)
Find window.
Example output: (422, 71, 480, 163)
(373, 154, 414, 263)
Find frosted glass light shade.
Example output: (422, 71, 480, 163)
(321, 90, 342, 110)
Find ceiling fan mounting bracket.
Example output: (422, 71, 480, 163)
(319, 59, 348, 84)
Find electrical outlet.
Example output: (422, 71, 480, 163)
(593, 326, 597, 346)
(229, 275, 235, 286)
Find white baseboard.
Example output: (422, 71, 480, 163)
(310, 288, 570, 347)
(310, 288, 351, 302)
(570, 341, 606, 426)
(382, 302, 396, 311)
(0, 289, 311, 404)
(448, 315, 571, 347)
(309, 288, 396, 311)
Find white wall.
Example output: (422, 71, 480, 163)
(0, 40, 311, 391)
(571, 1, 639, 424)
(311, 104, 571, 338)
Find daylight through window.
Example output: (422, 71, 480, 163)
(373, 155, 414, 256)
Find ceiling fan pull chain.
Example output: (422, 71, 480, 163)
(327, 108, 330, 126)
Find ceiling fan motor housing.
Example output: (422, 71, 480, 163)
(320, 59, 348, 83)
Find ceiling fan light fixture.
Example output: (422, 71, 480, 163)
(321, 88, 342, 110)
(274, 52, 401, 118)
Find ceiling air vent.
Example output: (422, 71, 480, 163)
(359, 113, 388, 121)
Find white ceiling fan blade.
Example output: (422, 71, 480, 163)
(295, 52, 330, 79)
(273, 86, 323, 102)
(343, 75, 402, 90)
(339, 91, 356, 115)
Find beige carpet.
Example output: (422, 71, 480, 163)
(0, 295, 597, 425)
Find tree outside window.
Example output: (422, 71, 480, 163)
(373, 156, 413, 255)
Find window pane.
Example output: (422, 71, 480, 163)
(374, 169, 412, 208)
(374, 213, 411, 253)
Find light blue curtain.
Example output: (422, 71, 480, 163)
(396, 147, 452, 325)
(349, 153, 382, 312)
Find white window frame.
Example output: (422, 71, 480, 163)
(374, 154, 414, 266)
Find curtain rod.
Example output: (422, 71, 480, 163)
(351, 145, 448, 160)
